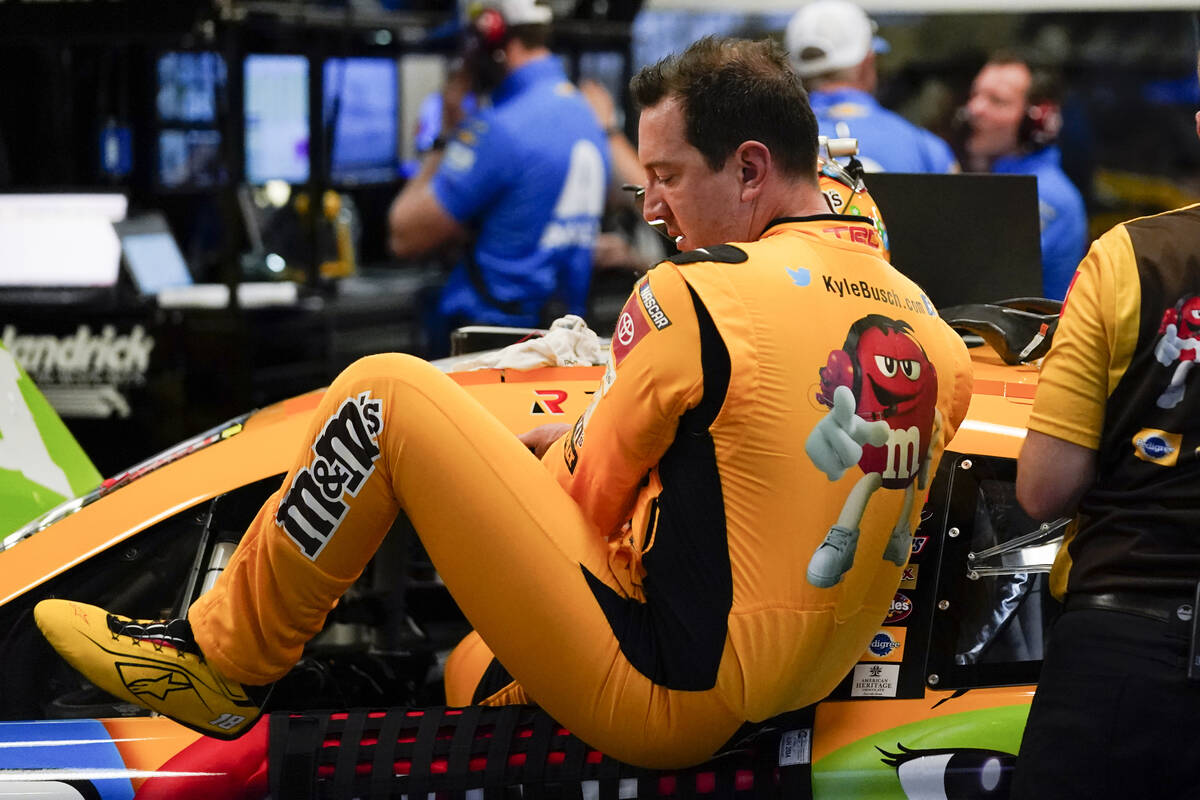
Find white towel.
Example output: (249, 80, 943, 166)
(452, 315, 604, 371)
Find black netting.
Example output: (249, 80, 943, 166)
(268, 705, 816, 799)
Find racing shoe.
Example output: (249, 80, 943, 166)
(882, 519, 913, 566)
(806, 525, 860, 588)
(34, 599, 262, 739)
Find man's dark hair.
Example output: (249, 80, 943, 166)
(510, 23, 550, 50)
(985, 50, 1062, 106)
(629, 36, 819, 178)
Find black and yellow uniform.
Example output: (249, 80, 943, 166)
(1026, 203, 1200, 598)
(1013, 204, 1200, 798)
(190, 216, 971, 768)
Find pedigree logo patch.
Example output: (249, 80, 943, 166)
(1133, 428, 1182, 467)
(861, 628, 906, 662)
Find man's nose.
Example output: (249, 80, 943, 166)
(641, 185, 666, 223)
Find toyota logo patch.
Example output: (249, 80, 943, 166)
(616, 312, 636, 346)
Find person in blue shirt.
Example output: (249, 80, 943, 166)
(388, 0, 610, 355)
(962, 54, 1088, 301)
(785, 0, 957, 175)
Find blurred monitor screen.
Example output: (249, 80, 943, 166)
(158, 128, 224, 189)
(156, 51, 226, 124)
(245, 54, 310, 185)
(155, 51, 228, 189)
(0, 194, 127, 288)
(115, 213, 193, 295)
(324, 57, 398, 184)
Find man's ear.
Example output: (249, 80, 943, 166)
(735, 141, 770, 201)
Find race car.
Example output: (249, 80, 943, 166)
(0, 298, 1061, 799)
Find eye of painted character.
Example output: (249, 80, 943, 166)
(1190, 309, 1200, 320)
(900, 359, 921, 381)
(875, 355, 898, 377)
(877, 745, 1016, 800)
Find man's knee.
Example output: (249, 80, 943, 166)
(339, 352, 428, 385)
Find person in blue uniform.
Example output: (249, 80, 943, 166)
(388, 0, 610, 355)
(785, 0, 957, 175)
(962, 54, 1087, 300)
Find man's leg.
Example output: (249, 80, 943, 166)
(189, 353, 740, 767)
(1011, 607, 1200, 798)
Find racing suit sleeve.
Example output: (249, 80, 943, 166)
(543, 264, 704, 538)
(1028, 227, 1141, 449)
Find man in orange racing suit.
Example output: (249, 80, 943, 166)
(35, 37, 972, 770)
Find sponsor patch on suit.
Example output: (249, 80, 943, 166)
(1133, 428, 1182, 466)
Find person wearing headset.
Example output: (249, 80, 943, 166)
(961, 53, 1087, 301)
(785, 0, 958, 175)
(388, 0, 610, 356)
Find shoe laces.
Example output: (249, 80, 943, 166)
(822, 527, 852, 553)
(107, 615, 199, 656)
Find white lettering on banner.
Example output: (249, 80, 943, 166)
(2, 324, 154, 386)
(0, 348, 73, 499)
(539, 139, 606, 250)
(276, 391, 384, 561)
(882, 426, 922, 481)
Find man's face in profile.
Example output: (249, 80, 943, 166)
(636, 95, 746, 251)
(964, 62, 1031, 160)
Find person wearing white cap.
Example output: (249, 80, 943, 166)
(786, 0, 957, 174)
(388, 0, 610, 356)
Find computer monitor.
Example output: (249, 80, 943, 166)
(157, 51, 226, 124)
(324, 57, 399, 185)
(0, 193, 127, 289)
(155, 51, 228, 189)
(158, 129, 224, 189)
(244, 54, 310, 185)
(863, 173, 1044, 308)
(114, 213, 193, 296)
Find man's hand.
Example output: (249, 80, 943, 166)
(580, 79, 617, 131)
(519, 423, 572, 459)
(1156, 323, 1183, 365)
(805, 385, 890, 481)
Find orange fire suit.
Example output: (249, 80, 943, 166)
(189, 215, 972, 768)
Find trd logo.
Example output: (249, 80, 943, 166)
(531, 389, 568, 415)
(822, 225, 880, 249)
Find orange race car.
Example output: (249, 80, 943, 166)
(0, 294, 1063, 799)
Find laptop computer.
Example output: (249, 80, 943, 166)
(0, 192, 128, 306)
(863, 173, 1043, 308)
(115, 213, 297, 309)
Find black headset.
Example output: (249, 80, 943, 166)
(1016, 65, 1064, 149)
(462, 3, 513, 92)
(470, 4, 511, 53)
